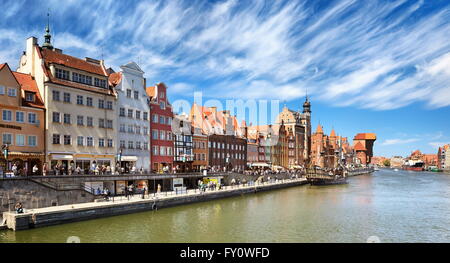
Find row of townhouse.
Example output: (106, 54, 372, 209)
(0, 27, 172, 175)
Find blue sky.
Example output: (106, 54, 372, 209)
(0, 0, 449, 158)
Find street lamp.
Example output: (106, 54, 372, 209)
(2, 144, 9, 176)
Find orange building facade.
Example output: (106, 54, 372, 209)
(0, 63, 45, 175)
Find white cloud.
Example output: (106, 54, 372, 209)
(381, 138, 420, 146)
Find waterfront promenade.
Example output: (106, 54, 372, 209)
(2, 177, 307, 231)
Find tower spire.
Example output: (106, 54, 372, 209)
(43, 10, 53, 50)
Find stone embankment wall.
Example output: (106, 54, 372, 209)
(0, 179, 94, 215)
(3, 179, 307, 231)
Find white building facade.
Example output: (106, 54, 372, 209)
(110, 62, 150, 172)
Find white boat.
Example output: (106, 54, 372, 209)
(394, 168, 399, 172)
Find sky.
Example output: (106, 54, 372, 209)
(0, 0, 449, 158)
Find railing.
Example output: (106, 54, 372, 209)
(107, 177, 307, 201)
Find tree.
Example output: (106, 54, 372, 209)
(383, 159, 391, 167)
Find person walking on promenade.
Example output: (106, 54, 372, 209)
(32, 164, 38, 175)
(128, 184, 134, 198)
(142, 187, 146, 199)
(12, 163, 18, 176)
(42, 163, 48, 176)
(157, 184, 161, 195)
(131, 165, 136, 174)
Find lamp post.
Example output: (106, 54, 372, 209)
(2, 144, 9, 177)
(117, 149, 122, 174)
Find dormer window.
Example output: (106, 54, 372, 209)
(160, 92, 165, 99)
(25, 92, 35, 102)
(55, 68, 70, 80)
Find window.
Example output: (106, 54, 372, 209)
(135, 126, 141, 134)
(134, 91, 139, 100)
(167, 131, 172, 141)
(160, 92, 165, 98)
(52, 112, 60, 123)
(120, 140, 126, 149)
(143, 127, 148, 135)
(99, 119, 105, 128)
(152, 130, 158, 140)
(77, 136, 84, 146)
(16, 112, 24, 123)
(63, 114, 71, 124)
(98, 99, 105, 109)
(52, 90, 60, 101)
(160, 130, 166, 140)
(28, 136, 37, 147)
(2, 110, 12, 121)
(159, 116, 165, 124)
(94, 78, 106, 88)
(0, 85, 4, 95)
(8, 88, 17, 97)
(87, 117, 93, 127)
(77, 116, 84, 126)
(152, 114, 158, 123)
(2, 133, 12, 145)
(166, 117, 171, 125)
(107, 139, 113, 148)
(55, 68, 70, 80)
(25, 92, 35, 102)
(120, 124, 126, 132)
(167, 147, 172, 156)
(86, 97, 93, 107)
(152, 146, 159, 156)
(77, 95, 83, 105)
(119, 108, 125, 117)
(87, 137, 93, 146)
(126, 89, 132, 98)
(64, 135, 71, 145)
(128, 109, 133, 118)
(52, 134, 60, 145)
(143, 142, 149, 150)
(99, 138, 105, 147)
(128, 125, 134, 133)
(106, 120, 113, 129)
(143, 112, 148, 121)
(160, 146, 166, 156)
(107, 101, 113, 110)
(135, 110, 141, 119)
(63, 92, 71, 103)
(128, 141, 134, 149)
(28, 113, 37, 124)
(136, 141, 141, 150)
(160, 101, 166, 109)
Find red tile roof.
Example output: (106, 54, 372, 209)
(109, 72, 122, 86)
(146, 86, 156, 98)
(354, 133, 376, 140)
(316, 124, 323, 134)
(330, 129, 336, 137)
(41, 48, 107, 76)
(0, 63, 5, 70)
(12, 71, 45, 109)
(354, 142, 367, 151)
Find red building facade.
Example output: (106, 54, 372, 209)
(146, 83, 174, 172)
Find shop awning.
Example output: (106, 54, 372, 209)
(251, 162, 270, 167)
(8, 152, 44, 157)
(272, 165, 284, 170)
(290, 165, 303, 169)
(51, 154, 74, 160)
(121, 156, 138, 161)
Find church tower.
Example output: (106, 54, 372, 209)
(42, 12, 53, 50)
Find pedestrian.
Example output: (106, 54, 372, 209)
(142, 187, 146, 199)
(12, 163, 18, 176)
(15, 202, 24, 214)
(32, 164, 38, 175)
(76, 165, 81, 175)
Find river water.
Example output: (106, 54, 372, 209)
(1, 168, 450, 243)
